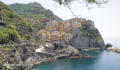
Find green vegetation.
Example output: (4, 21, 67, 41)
(0, 1, 33, 44)
(33, 23, 46, 29)
(21, 21, 33, 31)
(0, 46, 11, 64)
(9, 2, 62, 21)
(9, 2, 62, 33)
(24, 34, 32, 40)
(0, 27, 21, 43)
(80, 24, 101, 41)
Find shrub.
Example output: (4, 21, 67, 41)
(22, 21, 33, 31)
(0, 28, 9, 43)
(33, 23, 46, 29)
(24, 34, 32, 40)
(0, 27, 21, 44)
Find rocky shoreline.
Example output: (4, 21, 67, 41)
(0, 1, 118, 70)
(2, 42, 120, 70)
(0, 42, 104, 70)
(107, 48, 120, 53)
(0, 42, 80, 70)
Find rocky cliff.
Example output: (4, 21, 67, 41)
(0, 1, 33, 44)
(38, 18, 105, 50)
(70, 19, 105, 50)
(0, 1, 105, 70)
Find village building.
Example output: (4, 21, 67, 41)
(63, 33, 73, 42)
(50, 31, 61, 41)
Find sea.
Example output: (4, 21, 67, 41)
(33, 39, 120, 70)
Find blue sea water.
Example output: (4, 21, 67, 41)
(33, 50, 120, 70)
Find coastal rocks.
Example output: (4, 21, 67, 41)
(35, 45, 46, 52)
(35, 42, 81, 60)
(0, 1, 105, 70)
(84, 54, 93, 58)
(55, 54, 68, 59)
(25, 57, 41, 66)
(0, 17, 105, 70)
(114, 48, 120, 53)
(64, 46, 80, 56)
(54, 45, 80, 59)
(35, 43, 55, 53)
(69, 55, 81, 59)
(107, 48, 120, 53)
(36, 52, 55, 58)
(81, 48, 100, 51)
(69, 18, 105, 50)
(10, 63, 33, 70)
(105, 43, 120, 53)
(36, 43, 80, 59)
(104, 43, 112, 50)
(44, 43, 55, 53)
(3, 42, 40, 70)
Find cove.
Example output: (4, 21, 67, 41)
(33, 50, 120, 70)
(33, 51, 120, 70)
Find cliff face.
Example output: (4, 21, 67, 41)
(38, 18, 105, 50)
(70, 18, 105, 50)
(8, 2, 105, 49)
(0, 1, 105, 70)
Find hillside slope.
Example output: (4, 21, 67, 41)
(9, 2, 62, 22)
(0, 1, 105, 70)
(0, 1, 33, 44)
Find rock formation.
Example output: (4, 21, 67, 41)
(0, 1, 105, 70)
(38, 18, 105, 50)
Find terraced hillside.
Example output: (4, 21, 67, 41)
(0, 1, 33, 44)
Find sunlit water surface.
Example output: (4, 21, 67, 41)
(33, 50, 120, 70)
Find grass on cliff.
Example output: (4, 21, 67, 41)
(0, 1, 33, 44)
(0, 46, 11, 64)
(80, 24, 101, 41)
(0, 27, 21, 43)
(9, 2, 62, 21)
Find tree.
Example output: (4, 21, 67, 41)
(53, 0, 109, 16)
(54, 0, 109, 5)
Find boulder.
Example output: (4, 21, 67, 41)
(64, 46, 80, 56)
(44, 43, 55, 53)
(107, 48, 120, 53)
(35, 45, 46, 52)
(36, 52, 55, 58)
(114, 48, 120, 53)
(104, 43, 112, 50)
(69, 55, 81, 59)
(85, 54, 93, 58)
(55, 55, 68, 59)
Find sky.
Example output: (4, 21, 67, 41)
(1, 0, 120, 40)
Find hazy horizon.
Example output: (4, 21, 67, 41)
(1, 0, 120, 40)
